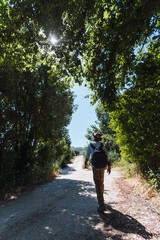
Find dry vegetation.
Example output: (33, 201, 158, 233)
(124, 175, 160, 210)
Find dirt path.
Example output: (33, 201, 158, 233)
(0, 155, 159, 240)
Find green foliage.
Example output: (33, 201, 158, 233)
(83, 146, 91, 168)
(0, 1, 76, 192)
(0, 0, 44, 71)
(71, 150, 80, 156)
(148, 168, 160, 189)
(71, 147, 84, 158)
(85, 125, 99, 141)
(110, 90, 160, 161)
(84, 17, 159, 187)
(108, 39, 160, 186)
(109, 90, 160, 182)
(0, 63, 74, 188)
(94, 103, 120, 155)
(53, 0, 159, 109)
(1, 0, 160, 191)
(95, 103, 114, 135)
(108, 150, 120, 163)
(71, 147, 84, 155)
(85, 102, 120, 158)
(1, 1, 159, 108)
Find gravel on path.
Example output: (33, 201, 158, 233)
(0, 155, 159, 240)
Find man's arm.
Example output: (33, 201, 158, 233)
(85, 158, 89, 168)
(107, 163, 111, 174)
(106, 155, 111, 174)
(85, 144, 91, 168)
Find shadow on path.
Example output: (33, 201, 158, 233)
(60, 166, 76, 175)
(99, 204, 152, 239)
(0, 177, 153, 240)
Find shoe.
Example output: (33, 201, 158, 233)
(97, 204, 106, 213)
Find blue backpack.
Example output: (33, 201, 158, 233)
(90, 143, 107, 168)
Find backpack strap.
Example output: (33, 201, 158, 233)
(90, 143, 96, 150)
(99, 143, 103, 150)
(91, 143, 103, 150)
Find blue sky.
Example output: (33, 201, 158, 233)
(67, 83, 97, 147)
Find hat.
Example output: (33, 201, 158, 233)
(93, 132, 102, 141)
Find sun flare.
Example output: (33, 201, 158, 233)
(50, 36, 58, 45)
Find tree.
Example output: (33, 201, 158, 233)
(109, 39, 160, 187)
(0, 62, 75, 187)
(2, 1, 159, 104)
(0, 0, 77, 189)
(1, 0, 160, 189)
(36, 0, 159, 109)
(85, 102, 120, 157)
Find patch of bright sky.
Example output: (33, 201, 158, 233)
(68, 83, 97, 148)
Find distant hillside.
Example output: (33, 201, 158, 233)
(71, 147, 84, 155)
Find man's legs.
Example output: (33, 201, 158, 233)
(92, 167, 106, 211)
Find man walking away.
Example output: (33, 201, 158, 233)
(85, 132, 111, 213)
